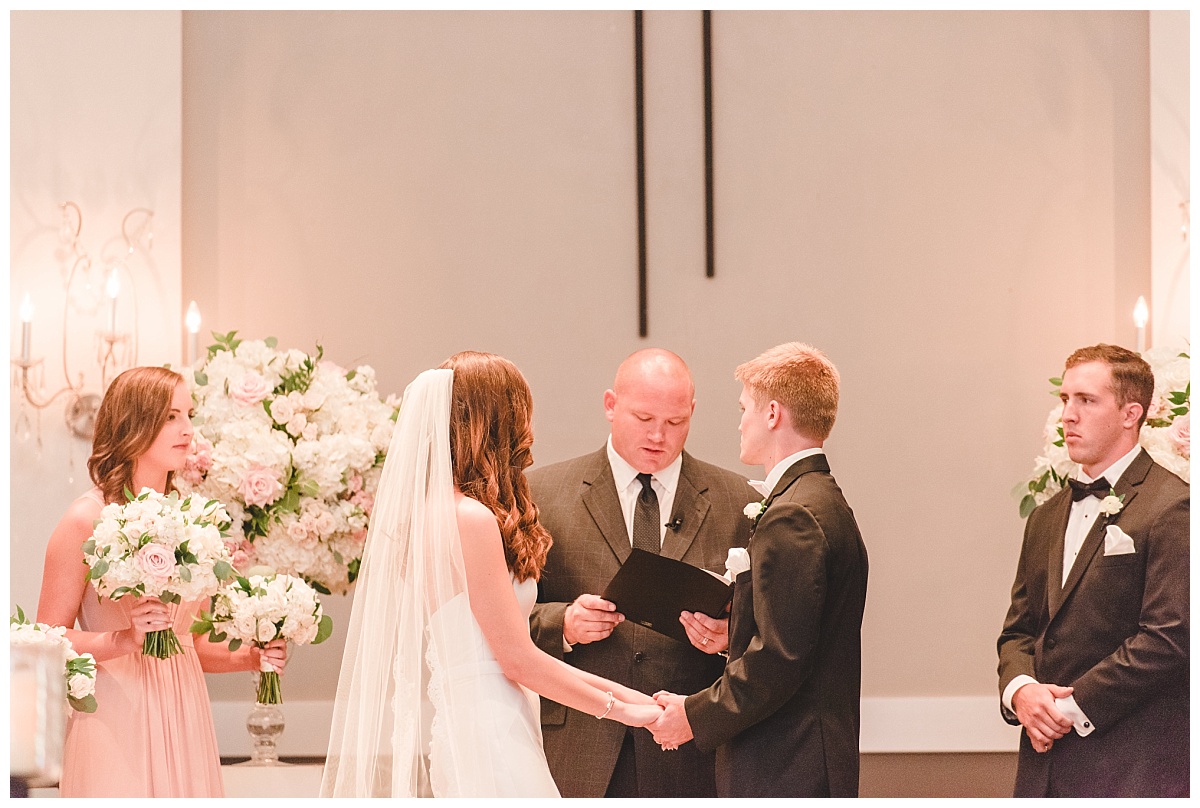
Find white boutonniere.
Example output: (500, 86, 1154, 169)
(1098, 489, 1125, 517)
(724, 547, 751, 581)
(743, 499, 766, 529)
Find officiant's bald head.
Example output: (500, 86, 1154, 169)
(605, 349, 696, 474)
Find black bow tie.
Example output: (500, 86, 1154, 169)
(1068, 477, 1111, 502)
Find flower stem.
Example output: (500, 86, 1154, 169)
(257, 670, 282, 704)
(143, 628, 183, 659)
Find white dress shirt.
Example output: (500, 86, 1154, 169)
(1002, 443, 1142, 738)
(748, 448, 825, 499)
(606, 436, 682, 547)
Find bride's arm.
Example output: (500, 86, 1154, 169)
(457, 498, 661, 726)
(549, 658, 656, 706)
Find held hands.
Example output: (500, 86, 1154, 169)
(1012, 682, 1074, 753)
(563, 594, 624, 646)
(680, 611, 728, 654)
(252, 638, 289, 674)
(648, 692, 694, 750)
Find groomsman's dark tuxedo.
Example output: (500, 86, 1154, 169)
(684, 452, 868, 797)
(528, 448, 756, 798)
(997, 448, 1189, 797)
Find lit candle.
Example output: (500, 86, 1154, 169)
(19, 294, 33, 363)
(185, 301, 202, 365)
(106, 268, 121, 334)
(1133, 296, 1149, 354)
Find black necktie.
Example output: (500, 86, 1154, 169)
(632, 473, 661, 554)
(1068, 477, 1111, 502)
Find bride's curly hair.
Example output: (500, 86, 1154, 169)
(88, 366, 185, 505)
(440, 351, 552, 582)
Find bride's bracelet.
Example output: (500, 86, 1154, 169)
(595, 691, 615, 720)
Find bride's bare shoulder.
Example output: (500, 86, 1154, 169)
(454, 492, 499, 536)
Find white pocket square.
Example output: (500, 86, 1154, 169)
(1103, 524, 1136, 556)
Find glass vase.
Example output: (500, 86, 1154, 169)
(244, 701, 287, 766)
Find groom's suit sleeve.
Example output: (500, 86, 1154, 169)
(684, 497, 827, 749)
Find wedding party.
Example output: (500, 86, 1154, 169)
(9, 10, 1189, 800)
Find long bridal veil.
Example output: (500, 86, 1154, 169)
(320, 368, 505, 796)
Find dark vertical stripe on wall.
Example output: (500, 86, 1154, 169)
(635, 10, 648, 338)
(703, 10, 714, 279)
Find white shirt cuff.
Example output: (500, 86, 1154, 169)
(562, 636, 573, 654)
(1002, 674, 1038, 712)
(1055, 694, 1095, 737)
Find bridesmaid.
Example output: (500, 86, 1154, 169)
(36, 366, 287, 797)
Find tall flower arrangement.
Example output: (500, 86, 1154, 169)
(1017, 347, 1190, 517)
(178, 332, 399, 594)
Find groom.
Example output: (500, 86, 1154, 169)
(649, 342, 869, 797)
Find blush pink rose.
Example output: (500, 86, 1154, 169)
(351, 490, 375, 516)
(137, 544, 175, 582)
(1168, 413, 1190, 459)
(238, 466, 284, 508)
(231, 372, 271, 407)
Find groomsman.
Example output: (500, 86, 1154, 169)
(650, 342, 869, 797)
(528, 348, 757, 798)
(997, 344, 1189, 797)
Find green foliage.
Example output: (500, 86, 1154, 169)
(314, 613, 334, 645)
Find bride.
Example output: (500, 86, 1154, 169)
(321, 351, 662, 797)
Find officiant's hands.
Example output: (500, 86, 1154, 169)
(679, 611, 728, 654)
(563, 594, 624, 646)
(648, 692, 694, 750)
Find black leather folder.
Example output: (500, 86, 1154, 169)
(601, 548, 733, 645)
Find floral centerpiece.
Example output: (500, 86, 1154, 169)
(10, 606, 97, 713)
(1017, 347, 1190, 517)
(191, 572, 332, 704)
(178, 332, 398, 595)
(82, 488, 237, 658)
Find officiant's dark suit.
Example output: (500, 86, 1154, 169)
(997, 448, 1189, 797)
(683, 452, 868, 797)
(529, 448, 755, 798)
(527, 348, 756, 798)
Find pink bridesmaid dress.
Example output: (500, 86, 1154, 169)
(58, 497, 224, 796)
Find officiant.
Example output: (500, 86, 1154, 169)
(528, 348, 757, 798)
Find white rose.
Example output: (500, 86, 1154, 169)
(743, 501, 765, 520)
(1098, 495, 1124, 516)
(68, 671, 94, 700)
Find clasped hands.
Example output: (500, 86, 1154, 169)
(1012, 681, 1074, 754)
(129, 597, 288, 673)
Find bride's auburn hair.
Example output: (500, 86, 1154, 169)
(88, 366, 185, 505)
(440, 351, 552, 582)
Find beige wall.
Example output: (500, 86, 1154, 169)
(10, 10, 182, 616)
(12, 10, 1182, 759)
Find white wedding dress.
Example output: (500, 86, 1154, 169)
(322, 368, 560, 798)
(426, 576, 559, 797)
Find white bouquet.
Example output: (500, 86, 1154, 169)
(178, 332, 398, 595)
(83, 488, 236, 658)
(1017, 347, 1190, 517)
(10, 606, 97, 713)
(191, 571, 332, 704)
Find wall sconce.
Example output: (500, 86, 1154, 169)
(12, 201, 153, 441)
(1133, 296, 1149, 354)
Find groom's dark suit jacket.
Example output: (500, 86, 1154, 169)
(685, 453, 868, 797)
(528, 448, 756, 798)
(997, 449, 1189, 797)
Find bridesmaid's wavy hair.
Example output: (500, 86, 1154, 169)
(88, 366, 185, 505)
(440, 351, 552, 582)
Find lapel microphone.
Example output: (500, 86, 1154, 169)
(665, 517, 683, 531)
